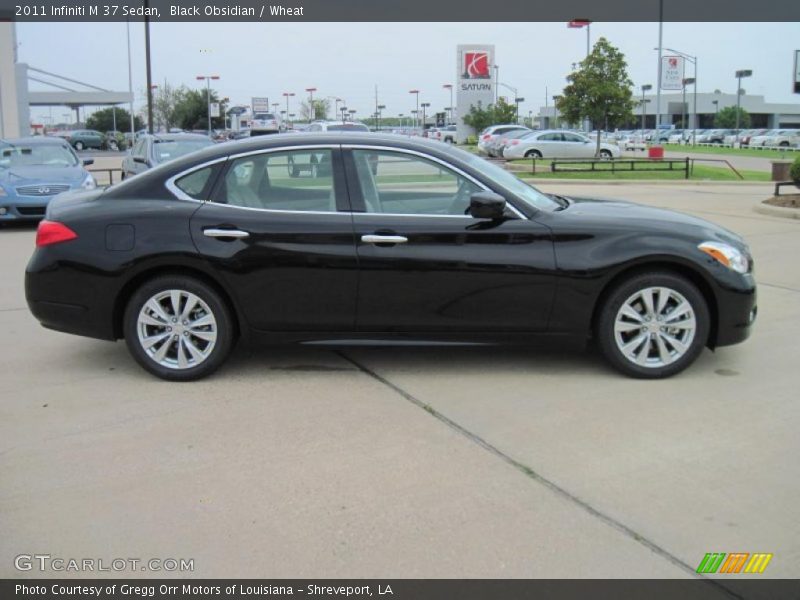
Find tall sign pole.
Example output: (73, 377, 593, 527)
(655, 0, 663, 130)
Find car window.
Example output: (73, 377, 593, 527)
(133, 139, 146, 157)
(351, 149, 481, 216)
(175, 166, 214, 200)
(0, 144, 78, 168)
(217, 149, 337, 212)
(152, 139, 214, 163)
(538, 133, 562, 142)
(563, 133, 586, 143)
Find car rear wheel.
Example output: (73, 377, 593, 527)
(123, 276, 234, 381)
(524, 149, 542, 159)
(596, 272, 709, 378)
(74, 141, 84, 151)
(599, 149, 613, 159)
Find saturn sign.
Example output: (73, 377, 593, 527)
(456, 44, 495, 143)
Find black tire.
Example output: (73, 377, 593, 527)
(123, 275, 235, 381)
(599, 149, 613, 159)
(595, 271, 710, 379)
(524, 149, 542, 159)
(74, 141, 84, 151)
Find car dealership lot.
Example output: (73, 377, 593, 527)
(0, 182, 798, 580)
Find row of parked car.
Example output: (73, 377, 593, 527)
(478, 125, 621, 159)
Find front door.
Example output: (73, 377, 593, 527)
(343, 147, 555, 333)
(189, 146, 359, 332)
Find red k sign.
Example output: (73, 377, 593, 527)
(463, 52, 490, 79)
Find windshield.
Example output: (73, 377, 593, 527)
(152, 139, 214, 164)
(327, 123, 369, 131)
(0, 144, 78, 168)
(459, 149, 560, 212)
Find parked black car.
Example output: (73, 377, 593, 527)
(26, 133, 756, 381)
(121, 133, 214, 179)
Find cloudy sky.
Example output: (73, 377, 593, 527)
(16, 21, 800, 123)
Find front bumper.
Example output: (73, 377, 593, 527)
(713, 272, 757, 348)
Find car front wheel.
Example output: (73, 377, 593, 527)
(123, 276, 235, 381)
(74, 141, 84, 151)
(596, 272, 709, 378)
(525, 149, 542, 159)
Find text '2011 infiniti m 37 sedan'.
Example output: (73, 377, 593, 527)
(25, 133, 756, 381)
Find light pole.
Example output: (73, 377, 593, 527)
(282, 92, 295, 126)
(398, 114, 404, 129)
(420, 102, 430, 133)
(568, 18, 592, 131)
(196, 75, 220, 135)
(514, 97, 525, 124)
(664, 48, 697, 145)
(443, 84, 453, 124)
(327, 97, 342, 120)
(411, 109, 418, 131)
(681, 77, 695, 132)
(552, 95, 561, 129)
(408, 90, 420, 129)
(640, 84, 652, 130)
(734, 69, 752, 146)
(493, 65, 499, 104)
(305, 87, 317, 121)
(376, 104, 385, 131)
(340, 106, 348, 122)
(712, 99, 719, 122)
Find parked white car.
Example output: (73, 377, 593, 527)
(477, 125, 531, 155)
(503, 130, 621, 159)
(249, 112, 283, 136)
(765, 129, 800, 147)
(749, 129, 779, 147)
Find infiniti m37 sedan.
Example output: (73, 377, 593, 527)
(25, 134, 756, 381)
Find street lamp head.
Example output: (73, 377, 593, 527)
(516, 97, 525, 103)
(683, 77, 696, 85)
(443, 84, 452, 89)
(305, 87, 317, 92)
(641, 84, 653, 92)
(735, 69, 752, 78)
(377, 104, 386, 110)
(409, 89, 419, 94)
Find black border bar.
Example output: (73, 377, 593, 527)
(2, 0, 800, 22)
(3, 580, 800, 600)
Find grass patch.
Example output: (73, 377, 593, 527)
(662, 143, 799, 160)
(516, 164, 769, 181)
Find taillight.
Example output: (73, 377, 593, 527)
(36, 220, 78, 247)
(510, 140, 520, 145)
(481, 134, 491, 140)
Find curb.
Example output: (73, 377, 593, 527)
(753, 202, 800, 220)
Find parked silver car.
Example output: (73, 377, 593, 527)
(477, 125, 531, 155)
(503, 130, 620, 159)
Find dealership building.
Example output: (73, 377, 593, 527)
(536, 92, 800, 130)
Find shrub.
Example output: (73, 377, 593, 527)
(790, 156, 800, 182)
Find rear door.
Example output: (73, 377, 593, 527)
(188, 146, 360, 332)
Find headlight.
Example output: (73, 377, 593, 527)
(81, 173, 96, 190)
(698, 241, 750, 274)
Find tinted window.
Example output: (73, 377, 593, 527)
(326, 123, 369, 132)
(538, 133, 562, 141)
(175, 166, 214, 200)
(352, 150, 480, 216)
(218, 149, 337, 212)
(152, 139, 214, 163)
(562, 133, 586, 142)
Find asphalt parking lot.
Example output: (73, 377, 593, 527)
(0, 181, 798, 581)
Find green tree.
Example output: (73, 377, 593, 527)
(86, 107, 143, 134)
(299, 99, 330, 121)
(172, 89, 227, 131)
(714, 105, 750, 129)
(152, 82, 185, 132)
(462, 98, 520, 133)
(556, 37, 636, 157)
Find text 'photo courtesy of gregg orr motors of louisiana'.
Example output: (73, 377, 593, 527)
(1, 0, 799, 598)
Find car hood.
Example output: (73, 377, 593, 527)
(557, 196, 746, 247)
(0, 165, 87, 186)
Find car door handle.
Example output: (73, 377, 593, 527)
(203, 228, 250, 239)
(361, 234, 408, 245)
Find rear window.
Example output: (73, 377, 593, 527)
(326, 123, 369, 132)
(175, 166, 214, 200)
(254, 113, 276, 120)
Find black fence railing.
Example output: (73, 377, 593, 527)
(88, 168, 124, 186)
(548, 158, 690, 179)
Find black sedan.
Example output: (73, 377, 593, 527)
(25, 133, 756, 381)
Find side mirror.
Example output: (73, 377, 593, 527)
(133, 156, 147, 164)
(82, 158, 94, 166)
(469, 191, 506, 220)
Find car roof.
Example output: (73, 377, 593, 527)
(1, 136, 71, 146)
(143, 133, 212, 142)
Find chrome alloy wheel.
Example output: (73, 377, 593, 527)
(136, 290, 218, 370)
(613, 286, 697, 368)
